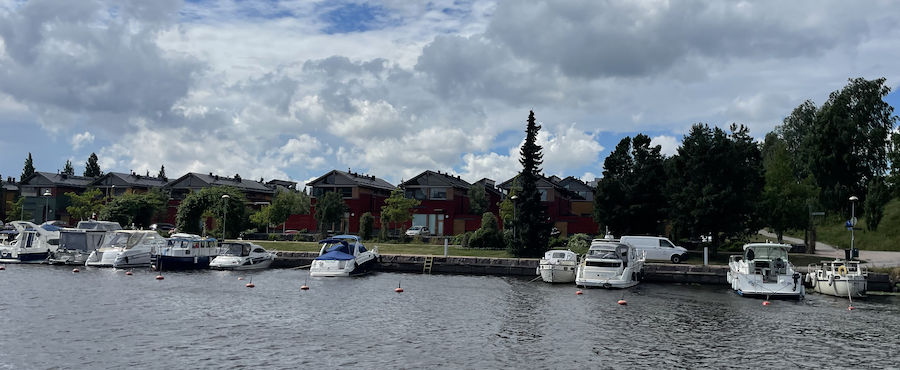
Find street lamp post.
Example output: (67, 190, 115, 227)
(42, 189, 52, 223)
(510, 194, 518, 239)
(222, 194, 230, 240)
(849, 195, 858, 260)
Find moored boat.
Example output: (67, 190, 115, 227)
(0, 222, 60, 264)
(538, 249, 579, 283)
(112, 231, 168, 269)
(727, 242, 804, 299)
(575, 240, 645, 289)
(49, 228, 107, 265)
(805, 259, 867, 298)
(209, 241, 276, 270)
(152, 233, 218, 271)
(310, 235, 379, 277)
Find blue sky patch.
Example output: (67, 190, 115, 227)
(320, 2, 397, 34)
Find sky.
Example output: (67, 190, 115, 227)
(2, 0, 900, 188)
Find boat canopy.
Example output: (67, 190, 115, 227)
(543, 250, 578, 261)
(743, 243, 789, 261)
(220, 242, 252, 257)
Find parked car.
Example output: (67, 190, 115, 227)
(620, 235, 689, 264)
(405, 226, 431, 236)
(150, 223, 176, 232)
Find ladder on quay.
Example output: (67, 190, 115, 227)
(423, 255, 434, 274)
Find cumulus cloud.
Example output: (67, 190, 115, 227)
(650, 135, 680, 157)
(69, 131, 94, 151)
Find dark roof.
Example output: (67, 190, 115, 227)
(472, 178, 502, 196)
(1, 181, 17, 191)
(21, 172, 94, 188)
(497, 174, 568, 192)
(401, 170, 471, 190)
(307, 170, 395, 191)
(266, 179, 297, 190)
(89, 172, 168, 188)
(557, 176, 592, 191)
(167, 172, 275, 193)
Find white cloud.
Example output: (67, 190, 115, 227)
(69, 131, 94, 151)
(650, 135, 680, 157)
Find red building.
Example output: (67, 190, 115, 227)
(289, 170, 394, 234)
(498, 174, 598, 236)
(162, 172, 278, 225)
(396, 171, 504, 235)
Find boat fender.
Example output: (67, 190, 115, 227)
(602, 282, 612, 289)
(828, 274, 834, 287)
(838, 266, 848, 275)
(810, 275, 817, 288)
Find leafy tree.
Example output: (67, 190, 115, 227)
(176, 186, 247, 238)
(249, 205, 273, 230)
(381, 188, 420, 236)
(84, 153, 102, 177)
(887, 131, 900, 197)
(359, 212, 375, 240)
(99, 190, 167, 229)
(593, 138, 631, 236)
(379, 212, 390, 240)
(468, 212, 504, 248)
(234, 173, 242, 182)
(6, 196, 31, 221)
(261, 188, 311, 232)
(777, 100, 818, 179)
(498, 178, 520, 229)
(62, 160, 75, 176)
(65, 188, 107, 221)
(864, 176, 890, 231)
(760, 133, 819, 242)
(467, 183, 488, 215)
(158, 165, 166, 179)
(510, 111, 550, 258)
(668, 123, 764, 252)
(315, 191, 348, 236)
(21, 152, 35, 181)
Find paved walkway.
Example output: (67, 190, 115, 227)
(758, 230, 900, 268)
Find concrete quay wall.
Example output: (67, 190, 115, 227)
(273, 252, 893, 291)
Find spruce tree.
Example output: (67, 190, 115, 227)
(84, 153, 102, 177)
(158, 165, 166, 179)
(62, 160, 75, 176)
(511, 111, 550, 258)
(21, 153, 35, 181)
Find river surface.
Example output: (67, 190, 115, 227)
(2, 265, 900, 369)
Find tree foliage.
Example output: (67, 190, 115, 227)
(760, 133, 819, 242)
(62, 160, 75, 176)
(21, 152, 35, 182)
(6, 196, 31, 221)
(593, 134, 667, 236)
(359, 212, 375, 240)
(315, 191, 348, 234)
(668, 123, 764, 250)
(84, 152, 102, 178)
(469, 212, 505, 249)
(864, 176, 890, 231)
(467, 183, 488, 215)
(158, 165, 166, 179)
(99, 189, 168, 229)
(65, 188, 107, 221)
(510, 111, 550, 258)
(498, 178, 519, 229)
(380, 188, 420, 233)
(176, 186, 247, 238)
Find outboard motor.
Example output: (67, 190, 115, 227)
(792, 272, 801, 291)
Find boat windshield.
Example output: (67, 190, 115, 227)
(746, 246, 787, 261)
(104, 232, 134, 248)
(60, 232, 88, 251)
(220, 242, 250, 256)
(589, 249, 618, 259)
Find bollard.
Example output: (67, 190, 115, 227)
(444, 238, 448, 257)
(704, 247, 708, 266)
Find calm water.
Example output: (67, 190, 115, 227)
(2, 265, 900, 370)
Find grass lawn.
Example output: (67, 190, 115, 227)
(783, 198, 900, 252)
(255, 240, 517, 258)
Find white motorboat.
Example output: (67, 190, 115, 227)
(49, 228, 108, 265)
(310, 235, 380, 277)
(209, 242, 276, 270)
(0, 221, 60, 264)
(575, 240, 645, 289)
(805, 259, 867, 298)
(152, 233, 218, 271)
(727, 242, 804, 299)
(85, 230, 166, 268)
(537, 249, 579, 283)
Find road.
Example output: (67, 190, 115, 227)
(758, 230, 900, 268)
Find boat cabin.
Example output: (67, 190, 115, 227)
(542, 250, 578, 263)
(585, 243, 632, 268)
(59, 229, 106, 252)
(741, 244, 790, 283)
(161, 234, 218, 257)
(219, 242, 266, 257)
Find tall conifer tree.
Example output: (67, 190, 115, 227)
(510, 111, 550, 258)
(158, 165, 166, 179)
(21, 152, 35, 181)
(84, 153, 102, 177)
(62, 160, 75, 175)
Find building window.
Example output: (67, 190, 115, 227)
(540, 189, 547, 201)
(339, 187, 353, 198)
(430, 188, 446, 200)
(313, 187, 328, 198)
(406, 188, 426, 200)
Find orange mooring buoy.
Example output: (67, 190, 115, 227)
(300, 285, 309, 290)
(848, 306, 856, 311)
(763, 301, 771, 306)
(617, 300, 627, 305)
(125, 271, 133, 275)
(395, 287, 404, 293)
(155, 274, 164, 280)
(0, 266, 5, 270)
(246, 283, 255, 288)
(72, 268, 80, 273)
(238, 277, 244, 280)
(576, 290, 583, 295)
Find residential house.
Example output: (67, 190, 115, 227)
(498, 174, 576, 236)
(554, 176, 599, 234)
(163, 172, 278, 224)
(1, 177, 18, 223)
(296, 170, 395, 234)
(399, 170, 475, 235)
(17, 172, 95, 224)
(89, 172, 169, 197)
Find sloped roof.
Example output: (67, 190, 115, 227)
(472, 178, 502, 196)
(497, 174, 568, 192)
(401, 170, 471, 190)
(21, 172, 94, 188)
(90, 172, 169, 188)
(307, 170, 395, 191)
(1, 181, 17, 191)
(166, 172, 274, 193)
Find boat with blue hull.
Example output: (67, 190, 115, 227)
(152, 234, 218, 271)
(310, 235, 380, 277)
(0, 222, 60, 264)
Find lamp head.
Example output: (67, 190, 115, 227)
(849, 195, 858, 202)
(222, 194, 230, 199)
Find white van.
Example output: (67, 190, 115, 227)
(620, 236, 688, 264)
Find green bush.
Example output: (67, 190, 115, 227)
(566, 233, 592, 250)
(268, 234, 280, 241)
(548, 235, 567, 249)
(360, 213, 374, 240)
(469, 213, 505, 249)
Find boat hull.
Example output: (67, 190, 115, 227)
(538, 263, 577, 283)
(575, 265, 643, 289)
(727, 271, 804, 299)
(811, 276, 867, 298)
(49, 251, 90, 265)
(310, 255, 378, 277)
(85, 248, 122, 267)
(113, 250, 153, 269)
(209, 256, 274, 271)
(0, 250, 50, 264)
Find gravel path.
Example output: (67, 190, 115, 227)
(758, 230, 900, 268)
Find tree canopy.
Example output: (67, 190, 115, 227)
(100, 189, 167, 229)
(65, 188, 107, 221)
(62, 160, 75, 176)
(315, 191, 349, 234)
(760, 133, 819, 242)
(21, 152, 34, 181)
(158, 165, 166, 179)
(510, 111, 550, 258)
(176, 186, 247, 238)
(84, 153, 102, 178)
(467, 183, 488, 215)
(380, 188, 420, 233)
